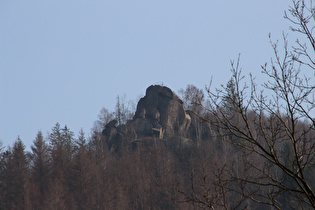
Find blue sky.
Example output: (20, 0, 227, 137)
(1, 0, 292, 149)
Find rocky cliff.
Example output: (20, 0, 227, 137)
(102, 85, 197, 151)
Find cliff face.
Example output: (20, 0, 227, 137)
(102, 85, 193, 151)
(132, 85, 191, 138)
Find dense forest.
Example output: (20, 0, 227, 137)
(1, 0, 315, 209)
(0, 84, 235, 209)
(0, 81, 314, 209)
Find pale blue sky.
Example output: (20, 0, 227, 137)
(1, 1, 292, 149)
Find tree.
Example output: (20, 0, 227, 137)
(199, 0, 315, 208)
(61, 125, 75, 160)
(48, 123, 76, 209)
(221, 75, 243, 118)
(284, 0, 315, 72)
(179, 84, 205, 113)
(115, 94, 135, 125)
(49, 123, 75, 178)
(92, 107, 115, 133)
(174, 0, 315, 209)
(72, 129, 95, 209)
(4, 137, 30, 209)
(0, 140, 6, 209)
(30, 131, 51, 209)
(178, 85, 206, 147)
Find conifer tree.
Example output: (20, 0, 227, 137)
(5, 137, 30, 209)
(48, 123, 76, 209)
(31, 131, 51, 209)
(0, 141, 6, 209)
(72, 129, 95, 209)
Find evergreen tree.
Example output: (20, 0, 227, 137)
(0, 141, 6, 209)
(61, 125, 75, 161)
(72, 129, 95, 209)
(49, 123, 75, 179)
(30, 131, 51, 209)
(48, 123, 76, 209)
(5, 137, 30, 209)
(221, 73, 244, 118)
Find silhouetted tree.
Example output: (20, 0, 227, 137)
(179, 84, 204, 113)
(177, 0, 315, 209)
(115, 94, 135, 125)
(92, 107, 115, 133)
(48, 123, 76, 209)
(0, 140, 6, 209)
(202, 1, 315, 208)
(5, 137, 30, 209)
(72, 129, 95, 209)
(30, 131, 51, 209)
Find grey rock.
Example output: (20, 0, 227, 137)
(132, 85, 191, 138)
(102, 85, 192, 150)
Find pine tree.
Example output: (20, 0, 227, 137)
(49, 123, 75, 179)
(72, 129, 95, 209)
(31, 131, 51, 209)
(0, 141, 6, 209)
(5, 137, 30, 209)
(48, 123, 76, 209)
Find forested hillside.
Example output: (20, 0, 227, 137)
(0, 84, 234, 209)
(1, 0, 315, 209)
(0, 81, 314, 209)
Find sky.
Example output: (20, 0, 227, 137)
(0, 0, 295, 150)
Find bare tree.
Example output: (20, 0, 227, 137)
(179, 84, 205, 113)
(198, 1, 315, 208)
(92, 107, 115, 133)
(284, 0, 315, 71)
(173, 1, 315, 209)
(115, 94, 135, 125)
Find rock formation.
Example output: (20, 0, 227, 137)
(102, 85, 192, 150)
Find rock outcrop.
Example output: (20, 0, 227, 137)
(132, 85, 191, 138)
(102, 85, 192, 150)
